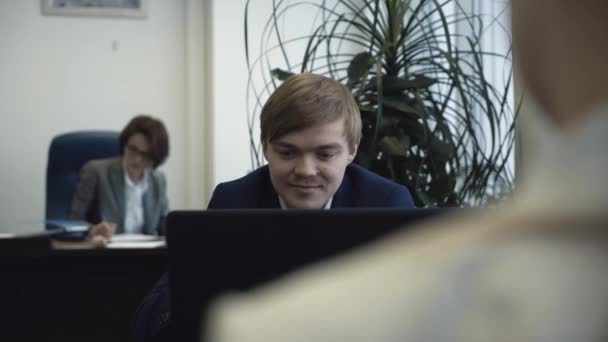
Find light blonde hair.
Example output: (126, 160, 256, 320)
(260, 73, 361, 151)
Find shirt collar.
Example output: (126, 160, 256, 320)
(278, 196, 333, 210)
(123, 161, 150, 191)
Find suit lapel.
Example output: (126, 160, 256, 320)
(108, 158, 126, 232)
(259, 166, 281, 208)
(261, 190, 281, 208)
(331, 165, 354, 208)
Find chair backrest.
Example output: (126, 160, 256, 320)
(45, 131, 120, 221)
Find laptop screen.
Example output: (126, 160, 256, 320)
(166, 208, 447, 342)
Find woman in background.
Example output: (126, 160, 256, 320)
(70, 115, 170, 238)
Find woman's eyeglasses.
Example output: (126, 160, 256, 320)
(126, 144, 153, 162)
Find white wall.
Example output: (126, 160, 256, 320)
(0, 0, 298, 234)
(211, 0, 342, 183)
(0, 0, 187, 232)
(211, 0, 254, 183)
(0, 0, 339, 233)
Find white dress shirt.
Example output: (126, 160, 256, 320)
(278, 196, 333, 210)
(123, 167, 150, 234)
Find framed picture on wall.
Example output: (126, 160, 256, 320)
(41, 0, 148, 19)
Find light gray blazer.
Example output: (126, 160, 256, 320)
(69, 157, 169, 235)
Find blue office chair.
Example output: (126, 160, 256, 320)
(45, 131, 120, 222)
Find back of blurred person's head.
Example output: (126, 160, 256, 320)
(511, 0, 608, 129)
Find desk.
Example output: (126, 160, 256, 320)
(0, 234, 166, 342)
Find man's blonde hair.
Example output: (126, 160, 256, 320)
(260, 73, 362, 151)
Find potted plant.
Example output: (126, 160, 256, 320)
(244, 0, 516, 207)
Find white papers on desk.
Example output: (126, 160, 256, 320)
(112, 234, 161, 242)
(107, 234, 165, 249)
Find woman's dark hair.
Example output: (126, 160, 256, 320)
(119, 115, 169, 168)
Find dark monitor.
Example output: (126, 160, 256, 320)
(166, 208, 448, 342)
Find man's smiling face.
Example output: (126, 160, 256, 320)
(264, 119, 357, 209)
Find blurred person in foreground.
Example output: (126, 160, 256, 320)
(70, 115, 170, 238)
(204, 1, 608, 341)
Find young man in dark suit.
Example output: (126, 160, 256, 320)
(133, 74, 414, 342)
(209, 73, 414, 209)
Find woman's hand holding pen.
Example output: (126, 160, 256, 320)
(89, 221, 117, 240)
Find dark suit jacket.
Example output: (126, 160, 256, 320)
(69, 157, 169, 235)
(133, 164, 413, 342)
(208, 163, 414, 209)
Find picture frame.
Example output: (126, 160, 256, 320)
(41, 0, 148, 19)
